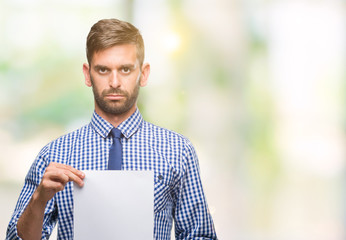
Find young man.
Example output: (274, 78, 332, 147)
(6, 18, 217, 240)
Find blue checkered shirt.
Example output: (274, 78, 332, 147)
(7, 109, 217, 240)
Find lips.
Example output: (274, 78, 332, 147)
(103, 89, 127, 100)
(105, 94, 125, 100)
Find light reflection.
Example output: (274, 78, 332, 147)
(162, 31, 182, 54)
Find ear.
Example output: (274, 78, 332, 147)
(83, 63, 92, 87)
(139, 63, 150, 87)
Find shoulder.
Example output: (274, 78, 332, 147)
(140, 120, 197, 160)
(141, 121, 199, 174)
(26, 124, 92, 177)
(38, 123, 92, 161)
(141, 120, 191, 145)
(49, 124, 90, 147)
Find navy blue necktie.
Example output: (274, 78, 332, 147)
(108, 128, 123, 170)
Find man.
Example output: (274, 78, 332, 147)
(7, 18, 217, 240)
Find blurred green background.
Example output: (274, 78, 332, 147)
(1, 0, 345, 239)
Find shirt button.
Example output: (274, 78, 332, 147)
(158, 175, 163, 180)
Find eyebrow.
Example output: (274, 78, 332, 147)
(93, 65, 111, 71)
(120, 64, 137, 70)
(93, 64, 137, 71)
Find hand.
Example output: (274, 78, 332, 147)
(17, 163, 84, 239)
(33, 162, 85, 204)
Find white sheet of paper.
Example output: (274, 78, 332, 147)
(73, 170, 154, 240)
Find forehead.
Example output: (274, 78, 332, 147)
(91, 44, 138, 66)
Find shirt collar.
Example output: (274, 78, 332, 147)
(90, 108, 143, 139)
(117, 108, 143, 139)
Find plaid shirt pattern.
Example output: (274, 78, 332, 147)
(6, 109, 217, 240)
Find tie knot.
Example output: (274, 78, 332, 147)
(111, 128, 122, 139)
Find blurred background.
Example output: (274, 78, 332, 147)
(1, 0, 345, 239)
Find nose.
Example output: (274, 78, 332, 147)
(109, 71, 121, 88)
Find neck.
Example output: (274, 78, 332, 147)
(95, 104, 137, 128)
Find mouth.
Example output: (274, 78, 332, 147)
(104, 94, 125, 100)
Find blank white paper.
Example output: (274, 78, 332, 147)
(73, 170, 154, 240)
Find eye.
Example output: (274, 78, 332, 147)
(98, 67, 108, 74)
(121, 67, 131, 74)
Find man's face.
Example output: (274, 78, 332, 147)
(90, 68, 140, 116)
(84, 44, 148, 118)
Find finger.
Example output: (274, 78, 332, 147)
(55, 163, 85, 179)
(47, 171, 70, 186)
(47, 167, 84, 187)
(37, 178, 66, 202)
(43, 181, 66, 193)
(62, 170, 84, 187)
(48, 162, 85, 179)
(45, 164, 84, 187)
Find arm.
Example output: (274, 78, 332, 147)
(17, 162, 85, 240)
(173, 141, 217, 240)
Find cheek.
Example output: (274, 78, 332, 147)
(92, 78, 108, 91)
(92, 81, 106, 96)
(128, 80, 140, 93)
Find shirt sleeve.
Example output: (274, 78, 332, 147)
(6, 145, 58, 240)
(173, 140, 218, 240)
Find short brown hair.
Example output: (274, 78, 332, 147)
(86, 18, 145, 66)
